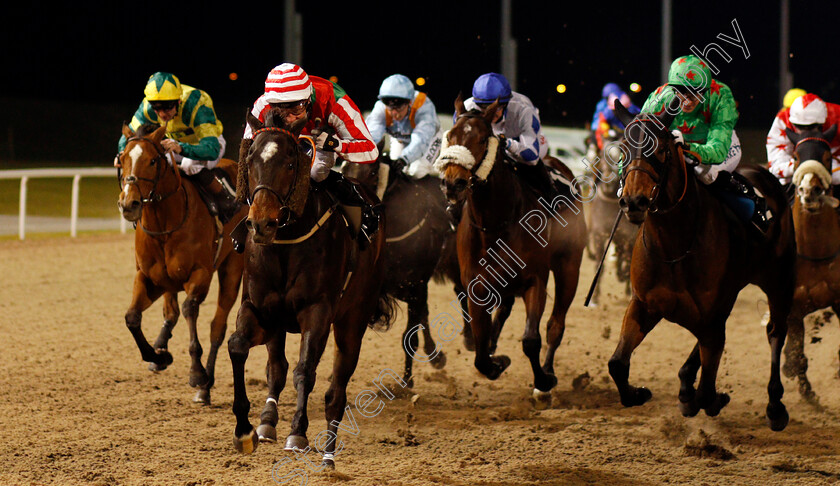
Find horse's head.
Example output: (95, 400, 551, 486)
(436, 94, 501, 205)
(613, 99, 681, 224)
(118, 123, 174, 221)
(788, 124, 838, 212)
(787, 124, 836, 174)
(342, 139, 383, 193)
(240, 109, 314, 244)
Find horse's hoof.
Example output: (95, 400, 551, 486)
(463, 335, 476, 352)
(703, 393, 730, 417)
(485, 355, 511, 380)
(155, 351, 173, 367)
(193, 389, 210, 405)
(284, 435, 309, 451)
(532, 388, 552, 410)
(430, 351, 447, 370)
(782, 359, 798, 379)
(234, 429, 259, 454)
(679, 399, 700, 417)
(257, 424, 277, 443)
(766, 402, 789, 431)
(322, 458, 336, 470)
(620, 386, 652, 407)
(189, 370, 209, 388)
(534, 373, 558, 393)
(148, 362, 167, 372)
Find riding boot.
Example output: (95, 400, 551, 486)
(517, 160, 559, 199)
(195, 167, 242, 224)
(323, 170, 382, 249)
(710, 172, 770, 235)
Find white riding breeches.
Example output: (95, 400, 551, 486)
(693, 130, 741, 184)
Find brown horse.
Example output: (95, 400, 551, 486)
(781, 124, 840, 402)
(438, 97, 587, 406)
(229, 111, 393, 468)
(611, 101, 795, 430)
(585, 132, 637, 305)
(117, 123, 245, 405)
(342, 150, 452, 387)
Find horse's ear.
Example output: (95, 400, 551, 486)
(482, 99, 501, 125)
(823, 124, 838, 143)
(288, 116, 307, 135)
(614, 98, 635, 127)
(246, 110, 264, 133)
(786, 127, 803, 145)
(121, 123, 135, 139)
(454, 92, 465, 117)
(150, 124, 168, 143)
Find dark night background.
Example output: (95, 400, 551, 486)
(0, 0, 837, 164)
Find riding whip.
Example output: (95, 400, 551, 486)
(584, 209, 624, 307)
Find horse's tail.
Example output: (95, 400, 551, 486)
(368, 291, 399, 332)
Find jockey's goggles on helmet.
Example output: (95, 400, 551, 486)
(670, 84, 707, 98)
(270, 100, 310, 116)
(150, 100, 178, 111)
(382, 97, 410, 109)
(476, 102, 508, 112)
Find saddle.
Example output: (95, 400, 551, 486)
(182, 167, 237, 222)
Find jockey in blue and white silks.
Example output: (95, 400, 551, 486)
(366, 74, 442, 179)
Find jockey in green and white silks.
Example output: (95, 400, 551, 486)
(366, 74, 442, 179)
(640, 55, 741, 185)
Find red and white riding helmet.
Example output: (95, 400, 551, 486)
(789, 93, 827, 125)
(264, 63, 313, 103)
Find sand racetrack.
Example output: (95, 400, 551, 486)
(2, 233, 840, 485)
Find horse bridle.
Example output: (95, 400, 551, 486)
(120, 136, 180, 204)
(247, 127, 309, 228)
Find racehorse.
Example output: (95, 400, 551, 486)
(117, 123, 245, 405)
(438, 97, 587, 406)
(229, 110, 393, 468)
(610, 100, 796, 430)
(781, 124, 840, 402)
(342, 149, 452, 388)
(585, 131, 637, 305)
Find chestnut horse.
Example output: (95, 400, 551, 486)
(781, 124, 840, 402)
(438, 98, 587, 406)
(342, 151, 452, 387)
(611, 101, 796, 430)
(585, 132, 637, 305)
(117, 123, 245, 405)
(229, 111, 393, 468)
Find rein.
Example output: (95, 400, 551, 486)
(248, 127, 303, 229)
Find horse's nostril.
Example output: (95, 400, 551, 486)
(619, 198, 628, 209)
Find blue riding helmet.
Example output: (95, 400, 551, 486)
(601, 82, 622, 99)
(472, 73, 512, 104)
(378, 74, 415, 101)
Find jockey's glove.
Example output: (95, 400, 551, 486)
(113, 152, 122, 168)
(315, 131, 342, 152)
(390, 157, 407, 173)
(671, 129, 685, 147)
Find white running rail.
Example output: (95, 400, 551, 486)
(0, 167, 127, 240)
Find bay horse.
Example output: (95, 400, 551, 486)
(610, 100, 796, 430)
(229, 111, 393, 468)
(117, 123, 246, 405)
(585, 131, 637, 305)
(781, 124, 840, 402)
(438, 97, 587, 405)
(342, 150, 452, 388)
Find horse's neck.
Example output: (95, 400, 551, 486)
(794, 200, 840, 256)
(142, 168, 184, 225)
(467, 164, 520, 231)
(644, 173, 703, 250)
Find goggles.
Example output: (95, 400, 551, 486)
(270, 100, 310, 116)
(382, 97, 410, 109)
(149, 100, 178, 111)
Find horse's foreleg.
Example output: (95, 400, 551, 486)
(470, 301, 510, 380)
(678, 343, 701, 416)
(766, 290, 792, 431)
(287, 304, 332, 452)
(229, 300, 264, 453)
(694, 331, 730, 417)
(608, 298, 659, 407)
(125, 272, 171, 368)
(152, 292, 179, 353)
(454, 284, 475, 352)
(322, 316, 368, 470)
(542, 256, 578, 377)
(182, 270, 211, 395)
(489, 296, 514, 355)
(257, 332, 288, 444)
(522, 282, 555, 394)
(782, 311, 814, 402)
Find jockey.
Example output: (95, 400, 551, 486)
(462, 72, 558, 198)
(766, 93, 840, 188)
(641, 54, 769, 233)
(366, 74, 442, 179)
(116, 72, 240, 223)
(783, 88, 807, 109)
(241, 63, 381, 246)
(588, 83, 641, 153)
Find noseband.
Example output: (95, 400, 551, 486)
(120, 136, 178, 204)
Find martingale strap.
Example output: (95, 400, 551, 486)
(271, 206, 336, 245)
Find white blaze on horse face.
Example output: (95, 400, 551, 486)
(260, 141, 279, 162)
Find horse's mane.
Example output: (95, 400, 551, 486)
(136, 123, 162, 137)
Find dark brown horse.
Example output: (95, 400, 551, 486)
(342, 151, 452, 387)
(585, 131, 637, 305)
(117, 123, 246, 405)
(229, 111, 393, 468)
(438, 97, 587, 406)
(611, 101, 795, 430)
(781, 124, 840, 402)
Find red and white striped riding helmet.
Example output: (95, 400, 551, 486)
(789, 93, 827, 125)
(264, 63, 313, 103)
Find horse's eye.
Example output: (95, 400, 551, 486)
(813, 186, 824, 195)
(287, 163, 294, 170)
